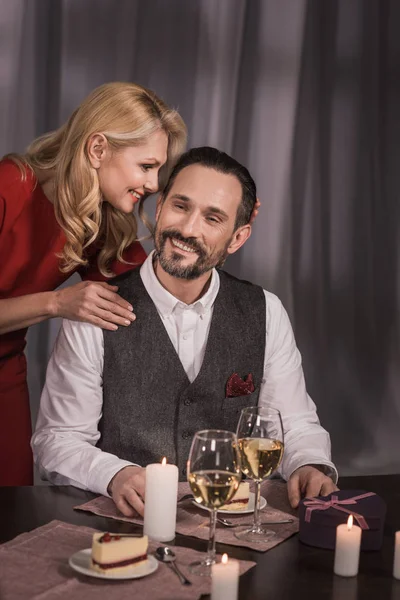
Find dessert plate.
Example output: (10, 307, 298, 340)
(193, 492, 267, 515)
(69, 549, 158, 580)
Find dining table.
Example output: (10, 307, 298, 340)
(1, 473, 400, 599)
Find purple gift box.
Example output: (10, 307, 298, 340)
(299, 489, 386, 551)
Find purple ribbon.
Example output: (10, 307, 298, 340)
(303, 492, 375, 530)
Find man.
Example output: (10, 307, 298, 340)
(32, 146, 338, 517)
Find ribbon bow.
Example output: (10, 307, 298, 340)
(303, 492, 375, 530)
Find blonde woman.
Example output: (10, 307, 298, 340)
(0, 82, 187, 486)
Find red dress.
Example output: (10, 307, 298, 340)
(0, 160, 147, 485)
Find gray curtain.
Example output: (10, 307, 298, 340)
(1, 0, 399, 477)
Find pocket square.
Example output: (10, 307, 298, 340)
(226, 373, 255, 398)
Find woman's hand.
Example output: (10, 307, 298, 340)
(53, 281, 136, 330)
(250, 197, 261, 224)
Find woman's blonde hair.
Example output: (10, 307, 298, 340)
(7, 82, 187, 276)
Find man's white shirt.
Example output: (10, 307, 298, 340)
(32, 252, 337, 496)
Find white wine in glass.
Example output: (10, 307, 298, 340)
(238, 437, 284, 481)
(236, 406, 284, 542)
(189, 470, 241, 509)
(187, 430, 241, 576)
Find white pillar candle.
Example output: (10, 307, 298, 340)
(211, 553, 239, 600)
(334, 515, 362, 577)
(143, 458, 179, 542)
(393, 531, 400, 579)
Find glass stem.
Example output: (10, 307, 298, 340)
(207, 508, 218, 564)
(253, 481, 262, 529)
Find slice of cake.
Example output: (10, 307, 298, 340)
(91, 532, 148, 575)
(221, 481, 250, 511)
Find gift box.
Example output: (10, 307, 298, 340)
(299, 489, 386, 551)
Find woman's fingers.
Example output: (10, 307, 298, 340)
(83, 283, 136, 323)
(86, 316, 119, 331)
(56, 281, 137, 326)
(96, 283, 132, 306)
(93, 305, 135, 327)
(94, 286, 135, 314)
(96, 298, 136, 323)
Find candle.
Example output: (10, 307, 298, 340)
(143, 457, 179, 542)
(211, 553, 239, 600)
(334, 515, 362, 577)
(393, 531, 400, 579)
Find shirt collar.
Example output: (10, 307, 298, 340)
(140, 250, 220, 318)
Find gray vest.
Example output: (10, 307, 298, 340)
(99, 267, 266, 480)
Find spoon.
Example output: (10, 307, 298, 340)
(155, 546, 192, 586)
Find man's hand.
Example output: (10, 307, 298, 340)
(287, 465, 338, 509)
(108, 466, 146, 517)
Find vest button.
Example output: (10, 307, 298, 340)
(182, 431, 190, 440)
(182, 467, 187, 476)
(184, 398, 192, 406)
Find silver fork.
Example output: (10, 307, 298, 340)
(178, 495, 293, 526)
(216, 516, 294, 527)
(177, 493, 194, 503)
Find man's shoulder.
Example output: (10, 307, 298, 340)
(60, 317, 103, 344)
(263, 289, 284, 311)
(108, 265, 142, 288)
(218, 269, 285, 317)
(217, 269, 263, 291)
(218, 270, 281, 302)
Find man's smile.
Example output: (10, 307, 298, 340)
(170, 238, 197, 254)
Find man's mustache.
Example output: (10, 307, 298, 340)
(160, 230, 206, 257)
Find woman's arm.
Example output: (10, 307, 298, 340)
(0, 293, 55, 335)
(0, 280, 136, 335)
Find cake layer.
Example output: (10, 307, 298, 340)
(91, 533, 148, 573)
(92, 553, 147, 569)
(229, 481, 249, 501)
(222, 482, 250, 511)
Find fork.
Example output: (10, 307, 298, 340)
(178, 493, 195, 503)
(178, 495, 293, 526)
(216, 516, 294, 527)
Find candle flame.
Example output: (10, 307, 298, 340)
(161, 457, 167, 466)
(347, 515, 353, 530)
(222, 553, 228, 565)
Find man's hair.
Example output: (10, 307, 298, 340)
(161, 146, 257, 229)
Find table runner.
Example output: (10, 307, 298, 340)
(75, 480, 299, 552)
(0, 520, 255, 600)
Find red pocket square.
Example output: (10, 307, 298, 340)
(226, 373, 255, 398)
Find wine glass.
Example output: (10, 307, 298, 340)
(235, 406, 284, 542)
(187, 429, 241, 576)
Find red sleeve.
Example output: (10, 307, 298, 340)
(0, 196, 5, 234)
(80, 241, 147, 282)
(0, 160, 35, 237)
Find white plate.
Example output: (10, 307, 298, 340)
(69, 549, 158, 580)
(193, 492, 267, 515)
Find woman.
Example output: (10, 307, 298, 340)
(0, 82, 187, 486)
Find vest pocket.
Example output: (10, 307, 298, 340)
(222, 388, 260, 430)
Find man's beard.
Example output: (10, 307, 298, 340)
(154, 227, 230, 280)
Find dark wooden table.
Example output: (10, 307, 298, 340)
(1, 474, 400, 599)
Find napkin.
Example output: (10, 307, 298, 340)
(0, 520, 256, 600)
(75, 480, 299, 553)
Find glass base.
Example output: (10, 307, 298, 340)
(189, 556, 215, 577)
(234, 524, 276, 543)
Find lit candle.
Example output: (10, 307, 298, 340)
(143, 457, 179, 542)
(211, 553, 239, 600)
(334, 515, 362, 577)
(393, 531, 400, 579)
